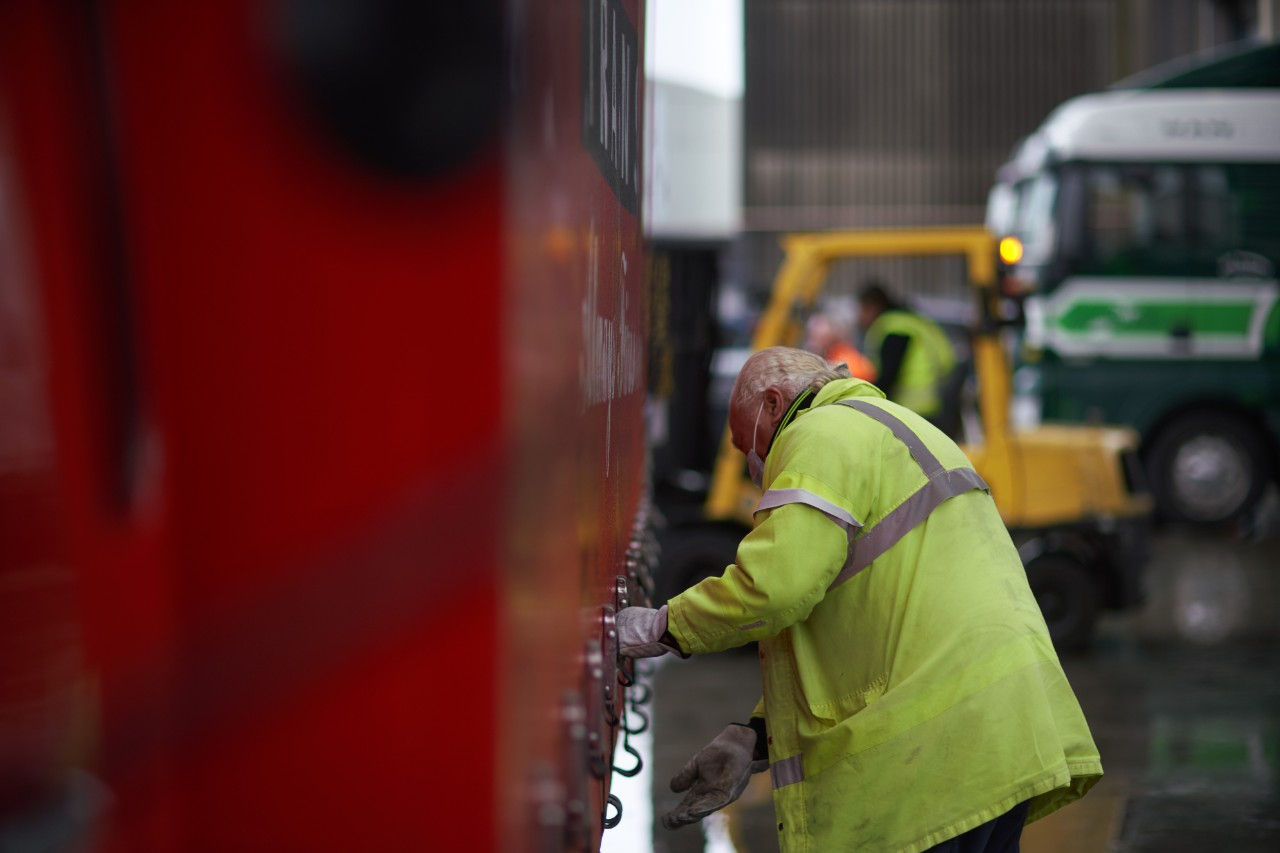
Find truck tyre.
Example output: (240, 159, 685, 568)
(1146, 412, 1270, 525)
(1025, 554, 1100, 651)
(654, 525, 744, 604)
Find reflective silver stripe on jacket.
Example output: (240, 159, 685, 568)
(755, 487, 863, 536)
(770, 754, 804, 789)
(826, 399, 989, 592)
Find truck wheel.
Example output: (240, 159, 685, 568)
(1146, 412, 1270, 525)
(654, 525, 743, 604)
(1025, 555, 1099, 651)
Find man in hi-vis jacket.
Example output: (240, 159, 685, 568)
(618, 346, 1101, 853)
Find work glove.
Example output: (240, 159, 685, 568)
(663, 723, 762, 829)
(616, 605, 684, 659)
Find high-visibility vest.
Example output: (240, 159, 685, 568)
(667, 378, 1101, 852)
(863, 309, 956, 417)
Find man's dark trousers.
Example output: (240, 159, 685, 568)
(924, 801, 1031, 853)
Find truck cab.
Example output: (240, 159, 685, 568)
(987, 42, 1280, 526)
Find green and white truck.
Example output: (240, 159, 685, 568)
(987, 42, 1280, 525)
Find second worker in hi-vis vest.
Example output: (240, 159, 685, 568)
(617, 346, 1101, 853)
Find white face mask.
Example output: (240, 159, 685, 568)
(747, 401, 766, 488)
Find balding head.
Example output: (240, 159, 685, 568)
(730, 346, 845, 414)
(727, 347, 848, 457)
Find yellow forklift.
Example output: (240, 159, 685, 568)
(660, 226, 1152, 648)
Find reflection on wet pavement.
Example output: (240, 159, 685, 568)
(605, 509, 1280, 852)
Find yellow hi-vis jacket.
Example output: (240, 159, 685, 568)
(666, 378, 1101, 852)
(863, 309, 956, 418)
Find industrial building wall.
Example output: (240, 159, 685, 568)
(732, 0, 1262, 311)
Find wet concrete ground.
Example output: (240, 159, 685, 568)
(603, 495, 1280, 852)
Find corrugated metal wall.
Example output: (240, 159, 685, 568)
(743, 0, 1119, 230)
(729, 0, 1259, 311)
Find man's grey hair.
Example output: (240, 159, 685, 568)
(730, 346, 849, 412)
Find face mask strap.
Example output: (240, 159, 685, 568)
(749, 401, 765, 459)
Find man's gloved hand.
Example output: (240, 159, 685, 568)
(663, 724, 759, 829)
(616, 605, 683, 659)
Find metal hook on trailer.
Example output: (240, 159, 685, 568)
(617, 658, 636, 688)
(621, 703, 649, 736)
(612, 727, 644, 777)
(626, 679, 651, 706)
(603, 794, 623, 830)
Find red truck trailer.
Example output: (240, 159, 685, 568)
(0, 1, 650, 850)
